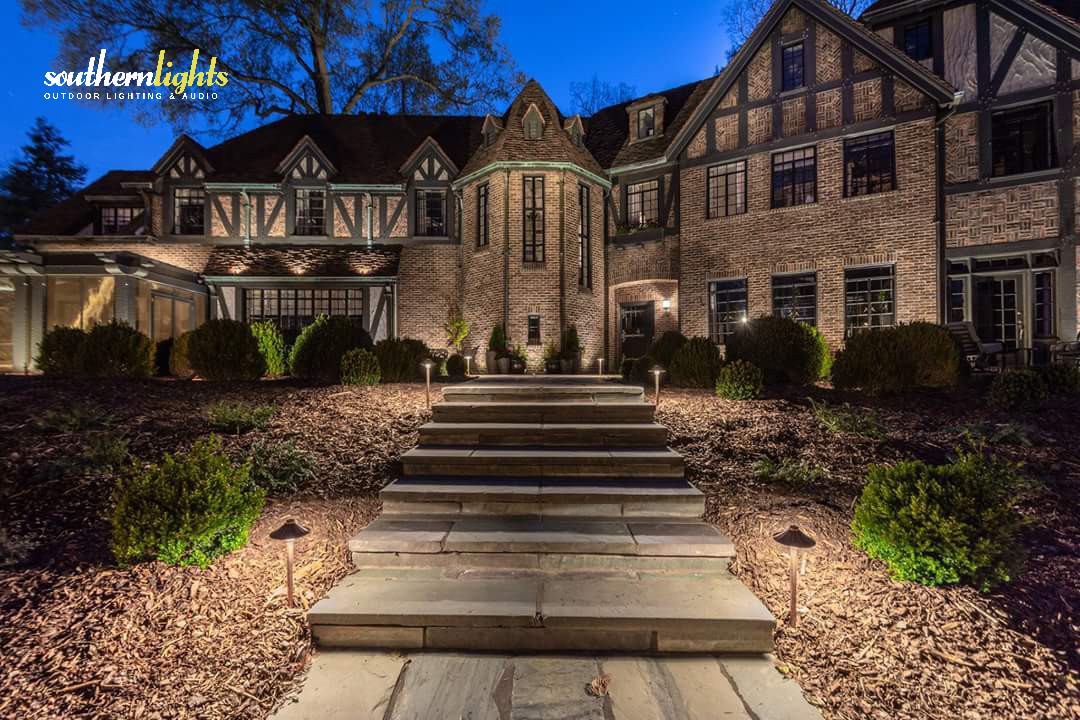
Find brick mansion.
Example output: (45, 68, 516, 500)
(2, 0, 1078, 371)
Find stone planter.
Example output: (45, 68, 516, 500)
(486, 350, 498, 374)
(559, 357, 574, 374)
(544, 359, 561, 374)
(497, 357, 511, 374)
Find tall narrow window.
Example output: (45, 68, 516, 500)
(415, 189, 446, 237)
(527, 315, 541, 345)
(947, 278, 966, 323)
(782, 42, 804, 91)
(903, 20, 932, 62)
(991, 102, 1055, 177)
(523, 176, 545, 262)
(578, 184, 591, 288)
(708, 279, 748, 344)
(173, 188, 205, 234)
(772, 273, 817, 326)
(626, 180, 659, 227)
(294, 189, 326, 235)
(707, 161, 746, 218)
(637, 106, 655, 139)
(845, 266, 895, 336)
(1034, 271, 1055, 338)
(476, 184, 489, 247)
(771, 147, 816, 208)
(844, 132, 896, 197)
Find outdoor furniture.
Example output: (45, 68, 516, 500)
(947, 321, 1005, 370)
(1050, 332, 1080, 366)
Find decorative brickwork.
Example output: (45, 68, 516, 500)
(747, 44, 772, 101)
(333, 195, 355, 239)
(687, 127, 707, 159)
(782, 96, 806, 137)
(944, 112, 979, 185)
(815, 88, 842, 130)
(894, 79, 930, 113)
(719, 87, 738, 110)
(398, 244, 461, 349)
(748, 106, 773, 146)
(209, 194, 235, 238)
(715, 113, 739, 152)
(815, 27, 842, 84)
(852, 78, 882, 123)
(853, 49, 878, 74)
(944, 182, 1060, 247)
(781, 7, 806, 34)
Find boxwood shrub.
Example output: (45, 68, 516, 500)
(289, 315, 373, 382)
(341, 348, 381, 386)
(725, 316, 829, 386)
(446, 353, 467, 378)
(649, 331, 687, 368)
(832, 322, 961, 394)
(168, 331, 195, 378)
(375, 337, 431, 382)
(77, 321, 155, 378)
(669, 337, 722, 388)
(1038, 364, 1080, 396)
(35, 326, 87, 376)
(989, 369, 1049, 410)
(111, 435, 265, 568)
(250, 320, 288, 377)
(715, 360, 764, 400)
(852, 452, 1024, 590)
(187, 319, 266, 381)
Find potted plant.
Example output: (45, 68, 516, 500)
(487, 324, 507, 374)
(510, 345, 528, 374)
(560, 324, 584, 374)
(444, 304, 469, 353)
(543, 341, 560, 374)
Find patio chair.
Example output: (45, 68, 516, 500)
(946, 321, 1005, 370)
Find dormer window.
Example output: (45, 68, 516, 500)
(100, 207, 141, 235)
(637, 107, 655, 139)
(415, 189, 446, 237)
(523, 105, 544, 140)
(294, 188, 326, 236)
(482, 115, 502, 146)
(172, 188, 205, 235)
(570, 126, 583, 146)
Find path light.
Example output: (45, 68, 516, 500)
(652, 366, 664, 406)
(464, 353, 473, 376)
(773, 524, 816, 628)
(270, 519, 310, 609)
(597, 358, 604, 377)
(422, 359, 434, 408)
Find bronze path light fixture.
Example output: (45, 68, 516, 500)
(422, 359, 434, 408)
(652, 366, 664, 407)
(773, 524, 815, 628)
(463, 353, 473, 377)
(597, 358, 604, 376)
(270, 519, 310, 608)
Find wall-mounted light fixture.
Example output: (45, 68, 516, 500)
(661, 298, 672, 313)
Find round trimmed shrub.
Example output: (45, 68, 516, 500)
(446, 353, 467, 378)
(289, 315, 372, 382)
(833, 322, 961, 394)
(852, 452, 1025, 590)
(340, 348, 381, 386)
(36, 326, 87, 376)
(715, 360, 764, 400)
(187, 319, 266, 381)
(111, 435, 265, 568)
(725, 316, 829, 386)
(78, 321, 155, 378)
(1039, 364, 1080, 396)
(669, 337, 722, 388)
(989, 369, 1049, 410)
(167, 331, 194, 378)
(375, 337, 431, 382)
(250, 321, 287, 377)
(649, 331, 688, 368)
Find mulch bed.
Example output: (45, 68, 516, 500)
(0, 377, 1077, 719)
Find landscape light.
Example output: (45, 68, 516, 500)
(772, 524, 816, 628)
(652, 366, 664, 406)
(463, 353, 473, 376)
(422, 359, 434, 408)
(597, 358, 604, 377)
(270, 519, 310, 609)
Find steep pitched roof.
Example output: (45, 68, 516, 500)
(203, 245, 401, 278)
(18, 170, 152, 236)
(669, 0, 958, 160)
(459, 80, 605, 178)
(585, 79, 713, 170)
(864, 0, 1079, 25)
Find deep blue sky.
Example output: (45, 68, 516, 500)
(0, 0, 733, 181)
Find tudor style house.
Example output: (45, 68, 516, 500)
(1, 0, 1077, 373)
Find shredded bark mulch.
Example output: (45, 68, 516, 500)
(0, 377, 1077, 719)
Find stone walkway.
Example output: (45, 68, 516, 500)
(272, 651, 822, 720)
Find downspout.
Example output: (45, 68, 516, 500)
(363, 192, 373, 246)
(934, 93, 963, 325)
(558, 171, 566, 334)
(239, 190, 252, 247)
(503, 169, 510, 332)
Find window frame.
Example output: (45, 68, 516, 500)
(843, 131, 897, 198)
(708, 278, 749, 344)
(244, 287, 367, 334)
(293, 187, 327, 236)
(947, 277, 966, 323)
(527, 314, 541, 346)
(771, 147, 817, 208)
(100, 206, 140, 235)
(476, 183, 489, 247)
(781, 42, 805, 92)
(1033, 270, 1055, 339)
(172, 187, 205, 235)
(578, 184, 591, 288)
(522, 176, 545, 263)
(414, 188, 447, 237)
(626, 179, 660, 228)
(844, 265, 896, 336)
(771, 273, 817, 326)
(637, 106, 656, 139)
(706, 160, 747, 219)
(990, 102, 1056, 178)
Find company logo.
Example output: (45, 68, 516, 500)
(43, 49, 229, 101)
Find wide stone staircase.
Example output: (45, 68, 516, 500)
(308, 376, 775, 653)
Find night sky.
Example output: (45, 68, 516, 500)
(0, 0, 733, 181)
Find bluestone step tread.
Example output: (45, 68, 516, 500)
(432, 402, 656, 424)
(417, 422, 668, 448)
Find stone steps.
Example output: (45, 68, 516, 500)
(349, 515, 733, 572)
(432, 401, 656, 424)
(442, 383, 645, 404)
(401, 447, 684, 479)
(308, 569, 775, 653)
(418, 421, 668, 448)
(379, 478, 705, 519)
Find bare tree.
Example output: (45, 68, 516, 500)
(723, 0, 872, 57)
(569, 75, 637, 116)
(22, 0, 524, 132)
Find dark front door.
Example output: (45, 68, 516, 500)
(619, 301, 655, 360)
(974, 276, 1021, 349)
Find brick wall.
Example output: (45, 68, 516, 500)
(944, 181, 1059, 247)
(461, 174, 507, 368)
(678, 117, 940, 349)
(397, 244, 461, 349)
(944, 112, 979, 184)
(30, 241, 213, 273)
